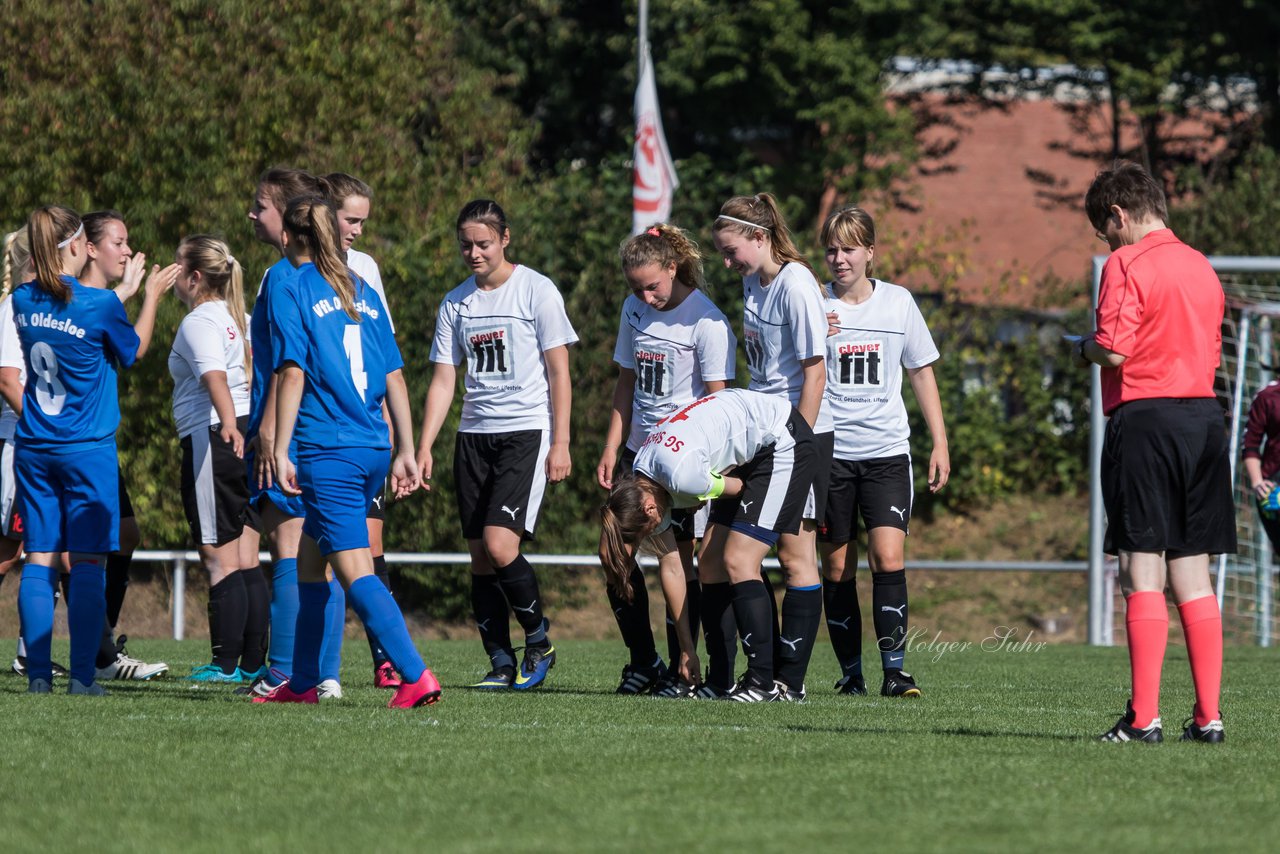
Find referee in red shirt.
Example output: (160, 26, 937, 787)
(1077, 161, 1233, 744)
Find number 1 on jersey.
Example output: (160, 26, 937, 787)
(343, 325, 368, 401)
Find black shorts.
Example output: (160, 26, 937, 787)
(1101, 398, 1236, 558)
(0, 438, 21, 540)
(118, 470, 134, 520)
(708, 408, 818, 541)
(455, 430, 549, 540)
(180, 417, 252, 547)
(621, 446, 696, 542)
(803, 430, 835, 522)
(368, 477, 388, 522)
(819, 454, 913, 544)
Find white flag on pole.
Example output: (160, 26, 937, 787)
(632, 45, 678, 235)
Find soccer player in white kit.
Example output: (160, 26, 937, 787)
(597, 223, 735, 695)
(417, 199, 577, 691)
(711, 193, 832, 700)
(817, 206, 949, 698)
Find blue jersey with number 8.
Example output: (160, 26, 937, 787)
(271, 262, 401, 450)
(10, 276, 139, 446)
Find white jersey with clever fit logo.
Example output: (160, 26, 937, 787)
(613, 289, 736, 453)
(824, 279, 938, 460)
(348, 249, 394, 333)
(741, 262, 833, 432)
(431, 265, 578, 433)
(168, 300, 251, 438)
(0, 295, 25, 441)
(633, 388, 794, 507)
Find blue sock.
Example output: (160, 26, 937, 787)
(291, 581, 329, 693)
(348, 575, 424, 683)
(18, 564, 57, 683)
(68, 562, 107, 686)
(268, 558, 299, 679)
(321, 577, 345, 682)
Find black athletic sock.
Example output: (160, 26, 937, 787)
(760, 568, 781, 664)
(364, 555, 391, 666)
(471, 572, 515, 670)
(240, 567, 270, 673)
(59, 571, 71, 606)
(731, 579, 775, 685)
(607, 564, 657, 668)
(872, 569, 909, 672)
(95, 616, 116, 668)
(494, 554, 549, 649)
(105, 552, 131, 629)
(823, 578, 863, 677)
(700, 581, 736, 690)
(776, 585, 823, 690)
(208, 573, 248, 674)
(665, 579, 701, 664)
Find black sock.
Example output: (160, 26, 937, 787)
(823, 578, 863, 677)
(700, 582, 736, 690)
(760, 568, 781, 664)
(240, 567, 270, 673)
(208, 573, 248, 673)
(731, 580, 775, 685)
(776, 585, 823, 690)
(364, 555, 391, 666)
(95, 616, 116, 668)
(105, 552, 131, 630)
(494, 554, 549, 648)
(665, 579, 701, 664)
(471, 573, 514, 670)
(59, 571, 71, 606)
(872, 569, 909, 672)
(607, 564, 657, 668)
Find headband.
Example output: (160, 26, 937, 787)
(715, 214, 767, 231)
(57, 223, 84, 249)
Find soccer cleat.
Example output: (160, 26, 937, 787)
(236, 668, 289, 697)
(251, 682, 319, 704)
(183, 664, 243, 683)
(881, 670, 922, 698)
(512, 645, 556, 690)
(1180, 717, 1225, 744)
(27, 678, 52, 694)
(469, 665, 515, 690)
(13, 657, 69, 678)
(835, 674, 868, 695)
(97, 638, 169, 681)
(693, 684, 729, 700)
(615, 661, 666, 695)
(373, 661, 402, 689)
(389, 668, 442, 709)
(1099, 703, 1163, 743)
(317, 679, 343, 700)
(653, 675, 697, 699)
(724, 672, 782, 703)
(68, 678, 108, 696)
(777, 681, 807, 702)
(239, 665, 270, 683)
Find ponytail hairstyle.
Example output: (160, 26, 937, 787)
(598, 472, 672, 601)
(456, 198, 510, 242)
(712, 192, 819, 284)
(619, 223, 704, 289)
(3, 227, 32, 298)
(28, 205, 82, 303)
(177, 235, 248, 365)
(320, 172, 373, 208)
(283, 195, 358, 321)
(820, 206, 878, 278)
(258, 167, 321, 214)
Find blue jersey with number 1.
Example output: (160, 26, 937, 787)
(11, 276, 139, 446)
(271, 262, 401, 450)
(247, 256, 299, 441)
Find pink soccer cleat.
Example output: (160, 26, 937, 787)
(388, 668, 441, 709)
(251, 682, 319, 705)
(374, 661, 403, 689)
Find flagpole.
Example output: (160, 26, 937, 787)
(638, 0, 649, 71)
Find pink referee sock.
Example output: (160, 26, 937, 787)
(1125, 591, 1168, 728)
(1177, 594, 1223, 726)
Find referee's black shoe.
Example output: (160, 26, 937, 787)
(880, 669, 921, 698)
(1099, 702, 1163, 743)
(1179, 717, 1225, 743)
(835, 674, 867, 695)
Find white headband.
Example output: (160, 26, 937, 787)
(715, 214, 767, 231)
(57, 223, 84, 249)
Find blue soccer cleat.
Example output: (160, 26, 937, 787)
(512, 645, 556, 690)
(184, 664, 244, 683)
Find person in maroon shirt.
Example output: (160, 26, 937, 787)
(1076, 161, 1233, 745)
(1243, 380, 1280, 546)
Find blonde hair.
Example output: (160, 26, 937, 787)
(619, 223, 704, 289)
(3, 227, 32, 297)
(283, 195, 358, 321)
(598, 473, 671, 601)
(820, 206, 877, 277)
(712, 192, 819, 284)
(177, 235, 248, 368)
(28, 205, 81, 302)
(321, 172, 373, 208)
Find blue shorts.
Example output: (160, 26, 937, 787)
(245, 448, 307, 519)
(15, 437, 120, 553)
(298, 446, 389, 555)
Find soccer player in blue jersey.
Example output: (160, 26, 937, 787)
(256, 195, 438, 708)
(11, 205, 176, 695)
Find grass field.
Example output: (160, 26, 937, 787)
(0, 638, 1275, 853)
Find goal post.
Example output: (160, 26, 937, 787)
(1087, 255, 1280, 646)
